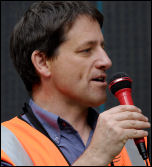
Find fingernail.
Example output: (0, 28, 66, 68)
(148, 122, 151, 127)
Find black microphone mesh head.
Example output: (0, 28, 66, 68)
(109, 72, 132, 95)
(108, 72, 129, 85)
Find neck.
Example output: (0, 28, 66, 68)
(32, 84, 91, 145)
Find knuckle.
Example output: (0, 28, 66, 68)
(119, 105, 135, 112)
(120, 105, 141, 113)
(134, 106, 142, 113)
(132, 105, 139, 110)
(132, 129, 148, 138)
(128, 112, 134, 118)
(113, 127, 122, 137)
(100, 113, 109, 122)
(130, 121, 136, 127)
(118, 105, 126, 111)
(133, 129, 138, 136)
(108, 121, 114, 129)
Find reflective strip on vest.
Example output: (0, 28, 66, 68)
(1, 117, 69, 166)
(1, 125, 33, 166)
(125, 139, 145, 166)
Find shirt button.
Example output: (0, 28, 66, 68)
(62, 122, 66, 127)
(55, 136, 60, 144)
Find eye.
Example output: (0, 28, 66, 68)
(81, 48, 92, 53)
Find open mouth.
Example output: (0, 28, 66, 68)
(92, 76, 105, 82)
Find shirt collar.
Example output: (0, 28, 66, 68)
(29, 99, 99, 136)
(29, 99, 60, 130)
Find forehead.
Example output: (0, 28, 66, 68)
(64, 15, 104, 45)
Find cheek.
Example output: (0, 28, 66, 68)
(52, 66, 87, 97)
(51, 63, 77, 87)
(51, 54, 89, 87)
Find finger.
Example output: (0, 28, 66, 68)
(114, 111, 149, 122)
(107, 105, 142, 115)
(124, 129, 148, 139)
(118, 120, 151, 129)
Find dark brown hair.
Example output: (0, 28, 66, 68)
(10, 1, 104, 95)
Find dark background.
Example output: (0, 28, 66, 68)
(1, 0, 151, 160)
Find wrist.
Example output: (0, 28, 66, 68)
(72, 146, 111, 166)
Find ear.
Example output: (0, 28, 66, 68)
(31, 50, 51, 77)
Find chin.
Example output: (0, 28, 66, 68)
(86, 95, 107, 107)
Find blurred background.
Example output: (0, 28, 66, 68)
(1, 0, 151, 162)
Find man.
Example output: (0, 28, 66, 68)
(1, 1, 150, 166)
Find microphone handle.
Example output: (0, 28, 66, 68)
(115, 88, 147, 160)
(115, 88, 134, 105)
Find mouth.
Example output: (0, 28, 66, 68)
(92, 77, 105, 82)
(91, 75, 107, 84)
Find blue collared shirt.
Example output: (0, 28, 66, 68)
(21, 99, 99, 165)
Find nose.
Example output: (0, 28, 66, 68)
(95, 50, 112, 71)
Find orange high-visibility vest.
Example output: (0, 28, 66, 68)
(1, 116, 148, 166)
(1, 117, 69, 166)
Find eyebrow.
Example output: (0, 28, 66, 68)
(76, 40, 105, 50)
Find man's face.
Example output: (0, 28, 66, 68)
(48, 15, 112, 107)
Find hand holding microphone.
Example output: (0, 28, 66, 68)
(109, 72, 150, 164)
(74, 72, 150, 166)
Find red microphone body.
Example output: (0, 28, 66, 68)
(109, 72, 148, 160)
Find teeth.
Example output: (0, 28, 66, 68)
(93, 77, 104, 82)
(99, 77, 104, 81)
(98, 77, 104, 81)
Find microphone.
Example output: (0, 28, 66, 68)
(108, 72, 148, 160)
